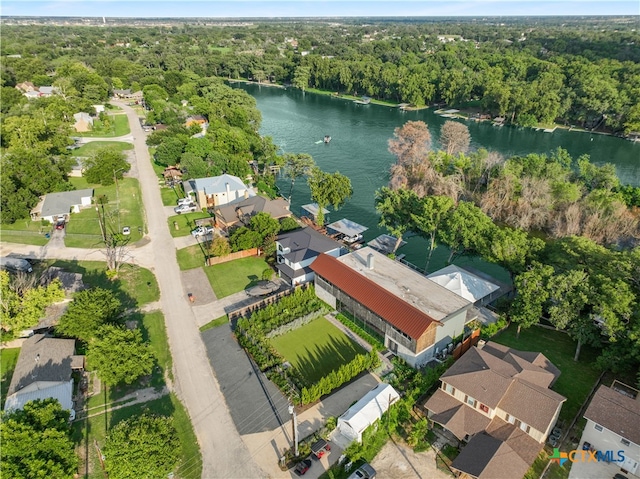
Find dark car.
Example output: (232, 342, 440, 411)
(347, 463, 376, 479)
(294, 459, 312, 476)
(613, 474, 628, 479)
(55, 220, 66, 230)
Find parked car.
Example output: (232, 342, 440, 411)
(191, 226, 213, 237)
(0, 257, 33, 273)
(293, 459, 312, 476)
(177, 197, 194, 206)
(174, 203, 198, 214)
(347, 463, 376, 479)
(55, 220, 66, 230)
(122, 226, 131, 235)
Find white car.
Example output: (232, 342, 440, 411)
(174, 203, 198, 214)
(191, 226, 214, 237)
(122, 226, 131, 235)
(177, 197, 194, 206)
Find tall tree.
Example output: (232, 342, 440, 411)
(307, 168, 353, 226)
(439, 120, 471, 156)
(57, 287, 122, 342)
(104, 414, 179, 479)
(87, 324, 154, 386)
(1, 399, 78, 479)
(375, 187, 419, 253)
(283, 153, 315, 202)
(82, 147, 131, 186)
(440, 201, 495, 263)
(486, 227, 545, 278)
(388, 120, 432, 166)
(411, 195, 455, 272)
(510, 263, 554, 337)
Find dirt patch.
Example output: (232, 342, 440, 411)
(370, 439, 452, 479)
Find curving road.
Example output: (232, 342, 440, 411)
(113, 101, 265, 478)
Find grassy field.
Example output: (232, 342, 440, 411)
(177, 244, 208, 271)
(142, 311, 173, 384)
(65, 177, 144, 247)
(270, 317, 366, 384)
(48, 260, 159, 308)
(161, 185, 182, 206)
(167, 212, 211, 238)
(492, 325, 601, 423)
(1, 348, 20, 406)
(72, 141, 133, 157)
(203, 256, 270, 299)
(74, 114, 130, 138)
(0, 217, 51, 245)
(73, 393, 201, 479)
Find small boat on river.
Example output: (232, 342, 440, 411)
(324, 135, 331, 143)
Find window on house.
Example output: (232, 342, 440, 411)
(479, 404, 489, 413)
(520, 423, 530, 434)
(594, 424, 603, 432)
(507, 414, 515, 424)
(621, 438, 630, 446)
(466, 396, 476, 407)
(514, 418, 522, 428)
(445, 383, 456, 396)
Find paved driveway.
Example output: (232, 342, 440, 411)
(201, 324, 291, 435)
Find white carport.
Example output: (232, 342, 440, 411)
(337, 383, 400, 444)
(427, 264, 500, 305)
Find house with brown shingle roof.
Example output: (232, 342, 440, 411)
(423, 341, 566, 479)
(581, 383, 640, 475)
(310, 246, 472, 367)
(215, 196, 291, 233)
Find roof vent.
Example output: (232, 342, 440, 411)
(367, 253, 374, 270)
(35, 353, 40, 363)
(477, 339, 486, 350)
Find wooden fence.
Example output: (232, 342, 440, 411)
(206, 247, 260, 266)
(452, 329, 481, 360)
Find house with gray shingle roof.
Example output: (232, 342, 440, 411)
(275, 226, 344, 285)
(30, 189, 93, 223)
(183, 174, 252, 210)
(214, 195, 291, 233)
(581, 383, 640, 475)
(4, 334, 84, 419)
(424, 341, 565, 479)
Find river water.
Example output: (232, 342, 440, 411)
(235, 83, 640, 281)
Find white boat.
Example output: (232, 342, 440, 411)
(324, 135, 331, 143)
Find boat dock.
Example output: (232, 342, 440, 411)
(326, 218, 368, 246)
(367, 234, 407, 255)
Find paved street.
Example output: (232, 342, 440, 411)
(113, 101, 265, 478)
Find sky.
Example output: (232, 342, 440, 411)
(1, 0, 638, 18)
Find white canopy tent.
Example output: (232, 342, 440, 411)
(427, 265, 499, 304)
(337, 383, 400, 443)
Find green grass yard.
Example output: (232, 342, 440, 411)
(72, 141, 133, 158)
(74, 114, 130, 138)
(168, 212, 211, 238)
(203, 256, 270, 298)
(65, 177, 145, 247)
(48, 260, 159, 308)
(0, 217, 51, 245)
(199, 315, 229, 332)
(492, 324, 601, 423)
(1, 348, 20, 406)
(177, 244, 208, 271)
(270, 317, 366, 384)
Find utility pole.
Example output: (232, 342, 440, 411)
(288, 404, 298, 456)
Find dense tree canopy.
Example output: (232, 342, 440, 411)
(82, 147, 131, 186)
(57, 287, 122, 342)
(1, 399, 78, 479)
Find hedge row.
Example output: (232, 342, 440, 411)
(335, 313, 385, 351)
(300, 350, 380, 405)
(248, 286, 325, 334)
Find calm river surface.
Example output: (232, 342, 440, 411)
(235, 83, 640, 281)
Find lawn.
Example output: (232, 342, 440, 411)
(168, 212, 211, 238)
(177, 244, 208, 271)
(270, 317, 366, 384)
(74, 114, 130, 138)
(48, 260, 159, 308)
(65, 177, 145, 247)
(492, 324, 601, 423)
(161, 185, 182, 206)
(1, 348, 20, 406)
(0, 217, 51, 245)
(73, 393, 201, 479)
(72, 141, 133, 157)
(203, 256, 270, 299)
(199, 315, 229, 332)
(142, 311, 173, 385)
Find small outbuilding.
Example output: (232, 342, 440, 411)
(336, 383, 400, 444)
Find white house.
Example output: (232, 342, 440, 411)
(582, 383, 640, 475)
(30, 189, 94, 223)
(4, 334, 84, 420)
(275, 227, 344, 285)
(335, 383, 400, 444)
(427, 264, 502, 306)
(183, 174, 253, 210)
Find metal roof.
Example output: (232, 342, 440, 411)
(194, 174, 250, 195)
(326, 218, 368, 238)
